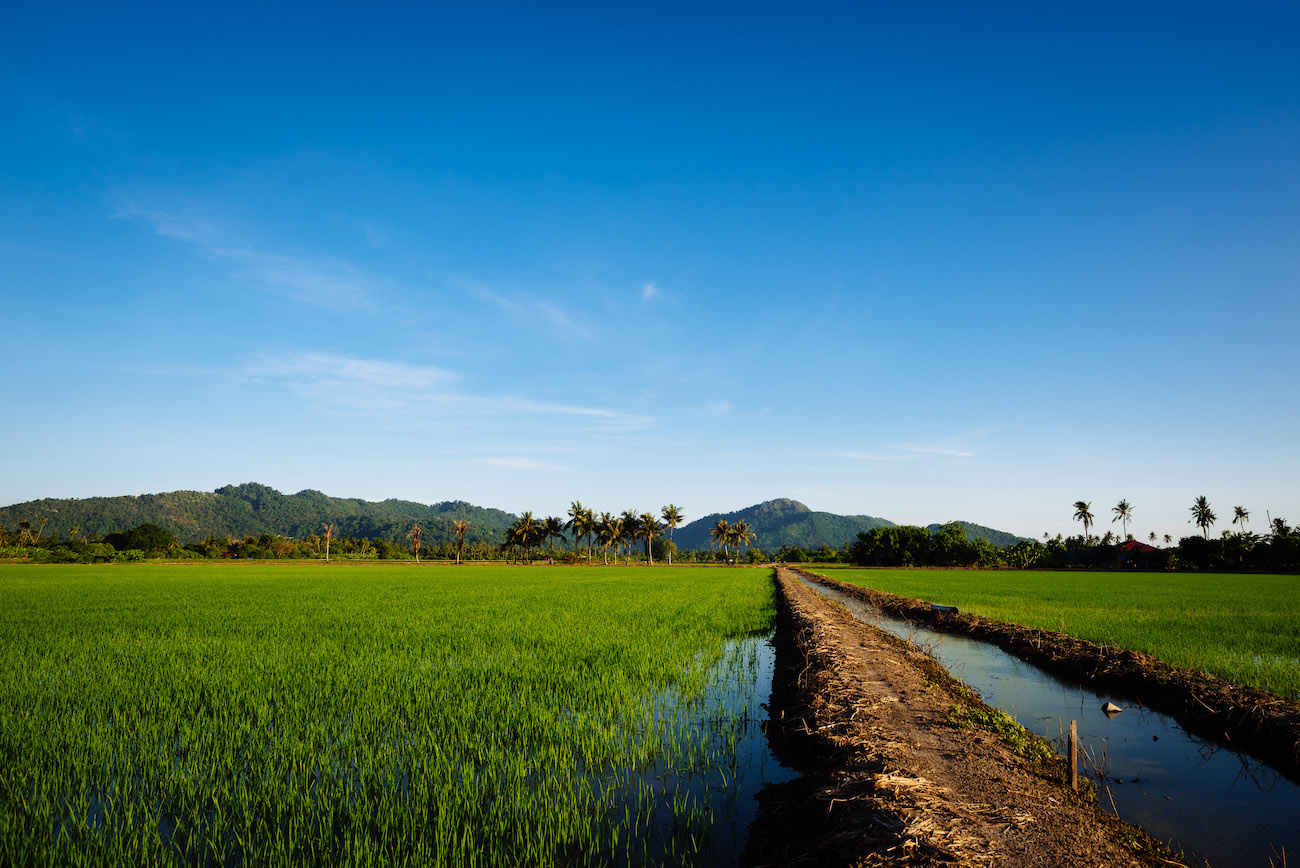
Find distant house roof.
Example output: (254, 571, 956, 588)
(1119, 540, 1160, 554)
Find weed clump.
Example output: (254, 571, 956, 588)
(946, 703, 1057, 764)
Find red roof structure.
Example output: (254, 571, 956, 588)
(1119, 540, 1160, 554)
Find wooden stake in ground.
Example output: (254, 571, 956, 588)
(1070, 719, 1079, 792)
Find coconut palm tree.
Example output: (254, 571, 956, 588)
(1072, 501, 1095, 541)
(661, 504, 684, 566)
(1111, 499, 1133, 540)
(710, 518, 732, 563)
(1232, 505, 1250, 533)
(595, 512, 617, 565)
(526, 513, 547, 561)
(582, 506, 597, 559)
(1148, 532, 1157, 543)
(543, 516, 566, 558)
(1163, 533, 1173, 545)
(407, 523, 422, 563)
(509, 512, 544, 562)
(639, 512, 661, 565)
(565, 500, 588, 556)
(731, 520, 756, 563)
(321, 523, 335, 563)
(452, 519, 470, 564)
(17, 520, 32, 545)
(1189, 496, 1216, 539)
(610, 514, 627, 564)
(619, 510, 640, 564)
(35, 517, 48, 541)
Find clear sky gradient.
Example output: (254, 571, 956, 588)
(3, 2, 1297, 541)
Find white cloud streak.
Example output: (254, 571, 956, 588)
(826, 450, 896, 462)
(901, 444, 975, 457)
(825, 432, 984, 463)
(474, 457, 567, 472)
(241, 350, 652, 428)
(460, 280, 592, 340)
(114, 199, 382, 309)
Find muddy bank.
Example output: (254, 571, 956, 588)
(792, 568, 1300, 782)
(741, 568, 1170, 867)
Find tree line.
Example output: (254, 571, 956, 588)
(499, 502, 757, 566)
(0, 500, 755, 566)
(1059, 496, 1300, 572)
(838, 497, 1300, 572)
(5, 492, 1298, 572)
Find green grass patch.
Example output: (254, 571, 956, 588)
(945, 704, 1056, 764)
(829, 569, 1300, 699)
(0, 563, 775, 865)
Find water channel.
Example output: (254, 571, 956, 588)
(797, 578, 1298, 868)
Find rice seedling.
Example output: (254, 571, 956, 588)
(0, 563, 780, 865)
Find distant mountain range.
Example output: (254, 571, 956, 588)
(673, 498, 1028, 551)
(0, 482, 514, 547)
(674, 498, 894, 551)
(0, 485, 1028, 551)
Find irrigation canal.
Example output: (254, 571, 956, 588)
(796, 577, 1299, 868)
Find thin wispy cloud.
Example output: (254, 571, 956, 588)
(895, 430, 986, 459)
(241, 350, 652, 429)
(243, 352, 456, 410)
(459, 280, 592, 340)
(474, 457, 567, 472)
(900, 444, 975, 457)
(252, 352, 454, 389)
(0, 239, 63, 259)
(114, 199, 382, 310)
(358, 220, 390, 250)
(641, 281, 660, 301)
(825, 431, 985, 463)
(827, 450, 895, 462)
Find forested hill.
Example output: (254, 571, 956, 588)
(673, 498, 895, 551)
(0, 483, 514, 546)
(925, 521, 1028, 548)
(673, 499, 1030, 552)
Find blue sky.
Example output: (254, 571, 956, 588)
(2, 1, 1297, 541)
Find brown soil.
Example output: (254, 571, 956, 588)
(740, 568, 1180, 868)
(793, 567, 1300, 781)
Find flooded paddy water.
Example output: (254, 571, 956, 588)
(799, 577, 1299, 868)
(596, 632, 798, 865)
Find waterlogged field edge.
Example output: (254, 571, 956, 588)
(824, 568, 1300, 699)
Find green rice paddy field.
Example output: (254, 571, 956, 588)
(822, 568, 1300, 700)
(0, 563, 775, 866)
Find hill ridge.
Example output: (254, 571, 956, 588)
(2, 487, 1029, 551)
(0, 483, 515, 547)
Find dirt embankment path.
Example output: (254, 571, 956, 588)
(742, 568, 1175, 868)
(793, 567, 1300, 781)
